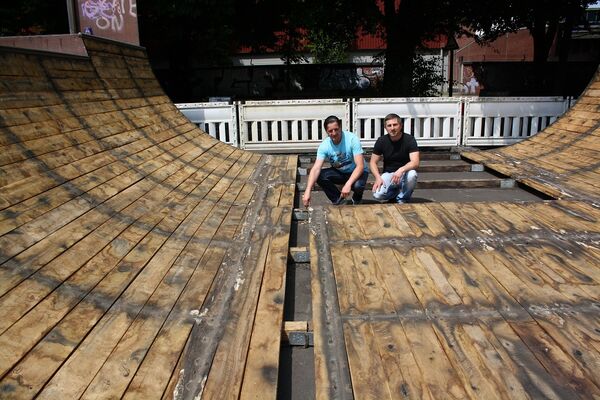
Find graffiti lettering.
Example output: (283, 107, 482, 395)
(81, 0, 136, 32)
(129, 0, 136, 17)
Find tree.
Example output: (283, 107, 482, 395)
(468, 0, 595, 64)
(380, 0, 473, 95)
(138, 0, 240, 100)
(378, 0, 595, 95)
(522, 0, 594, 63)
(302, 0, 379, 64)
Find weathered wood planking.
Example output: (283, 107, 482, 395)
(462, 68, 600, 202)
(0, 36, 296, 399)
(311, 201, 600, 399)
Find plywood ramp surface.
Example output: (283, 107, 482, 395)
(0, 36, 296, 399)
(311, 201, 600, 399)
(462, 69, 600, 202)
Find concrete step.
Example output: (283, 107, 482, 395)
(299, 187, 543, 207)
(298, 159, 482, 174)
(298, 151, 461, 164)
(297, 171, 513, 191)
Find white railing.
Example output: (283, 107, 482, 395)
(239, 99, 349, 151)
(176, 97, 571, 150)
(463, 97, 569, 146)
(175, 102, 238, 147)
(353, 98, 462, 148)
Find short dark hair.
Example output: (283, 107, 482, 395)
(384, 113, 402, 125)
(324, 115, 342, 130)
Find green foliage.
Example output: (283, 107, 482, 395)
(299, 0, 380, 64)
(306, 30, 348, 64)
(411, 55, 443, 97)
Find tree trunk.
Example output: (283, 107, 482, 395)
(382, 0, 421, 96)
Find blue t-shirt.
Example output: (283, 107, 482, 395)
(317, 131, 366, 173)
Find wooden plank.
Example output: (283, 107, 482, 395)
(454, 320, 541, 398)
(80, 204, 236, 399)
(510, 320, 600, 397)
(202, 157, 294, 399)
(0, 127, 197, 229)
(370, 321, 433, 399)
(0, 203, 195, 398)
(198, 210, 275, 398)
(0, 143, 237, 307)
(123, 179, 254, 399)
(330, 243, 370, 316)
(430, 318, 508, 399)
(0, 130, 212, 236)
(0, 121, 195, 186)
(0, 147, 246, 390)
(0, 199, 182, 381)
(310, 207, 354, 400)
(401, 319, 468, 399)
(239, 205, 292, 399)
(35, 198, 228, 398)
(282, 321, 310, 343)
(122, 247, 227, 399)
(343, 320, 391, 399)
(336, 244, 398, 316)
(390, 246, 462, 309)
(489, 319, 580, 399)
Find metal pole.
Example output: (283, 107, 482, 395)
(66, 0, 77, 34)
(449, 50, 454, 97)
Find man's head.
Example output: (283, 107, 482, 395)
(324, 115, 342, 144)
(384, 113, 403, 141)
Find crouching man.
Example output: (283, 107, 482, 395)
(302, 115, 368, 207)
(370, 113, 420, 204)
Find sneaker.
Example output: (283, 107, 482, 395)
(335, 198, 360, 205)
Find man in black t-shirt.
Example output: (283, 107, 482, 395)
(369, 113, 420, 203)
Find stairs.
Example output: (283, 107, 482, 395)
(296, 151, 547, 205)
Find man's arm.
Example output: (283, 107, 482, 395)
(340, 153, 365, 198)
(369, 153, 384, 192)
(302, 158, 325, 207)
(391, 151, 420, 185)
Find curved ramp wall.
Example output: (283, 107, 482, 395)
(462, 69, 600, 202)
(0, 35, 296, 399)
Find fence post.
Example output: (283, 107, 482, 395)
(460, 97, 469, 147)
(345, 99, 352, 133)
(238, 101, 246, 149)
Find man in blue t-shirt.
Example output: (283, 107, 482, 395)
(302, 115, 368, 206)
(370, 113, 420, 203)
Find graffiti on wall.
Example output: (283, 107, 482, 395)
(81, 0, 136, 32)
(78, 0, 139, 44)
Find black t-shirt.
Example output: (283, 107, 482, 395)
(372, 133, 419, 173)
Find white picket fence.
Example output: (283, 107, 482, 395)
(176, 96, 570, 151)
(176, 102, 238, 146)
(463, 97, 568, 146)
(239, 99, 349, 151)
(353, 98, 463, 148)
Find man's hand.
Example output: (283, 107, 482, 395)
(391, 169, 404, 185)
(340, 183, 352, 198)
(372, 177, 384, 192)
(302, 191, 311, 207)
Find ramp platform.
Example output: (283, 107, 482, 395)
(0, 34, 599, 400)
(0, 36, 296, 399)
